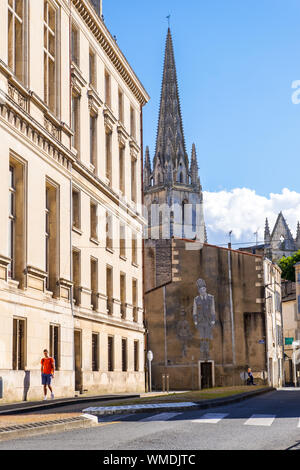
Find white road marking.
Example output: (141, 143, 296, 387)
(192, 413, 229, 424)
(297, 418, 300, 428)
(244, 414, 276, 426)
(141, 412, 182, 422)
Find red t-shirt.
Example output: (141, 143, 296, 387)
(41, 357, 54, 375)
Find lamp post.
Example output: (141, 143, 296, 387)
(147, 350, 153, 393)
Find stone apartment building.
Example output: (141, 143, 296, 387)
(0, 0, 149, 402)
(264, 258, 283, 387)
(282, 263, 300, 386)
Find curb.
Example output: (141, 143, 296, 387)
(0, 394, 140, 416)
(83, 387, 276, 417)
(0, 416, 98, 442)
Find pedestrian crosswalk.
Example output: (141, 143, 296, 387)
(244, 415, 276, 427)
(192, 413, 229, 424)
(115, 412, 299, 428)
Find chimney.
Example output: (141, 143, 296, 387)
(89, 0, 102, 17)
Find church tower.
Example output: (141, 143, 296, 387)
(144, 28, 205, 242)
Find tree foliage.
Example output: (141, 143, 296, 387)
(278, 250, 300, 281)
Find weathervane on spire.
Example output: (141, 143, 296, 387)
(166, 14, 171, 28)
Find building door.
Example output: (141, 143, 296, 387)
(200, 362, 213, 389)
(74, 330, 82, 392)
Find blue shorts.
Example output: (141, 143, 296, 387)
(42, 373, 52, 385)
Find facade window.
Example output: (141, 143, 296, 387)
(132, 278, 137, 322)
(119, 146, 125, 194)
(106, 265, 113, 314)
(71, 23, 79, 66)
(45, 181, 58, 294)
(134, 340, 139, 372)
(120, 273, 126, 319)
(130, 106, 136, 139)
(107, 335, 114, 371)
(105, 131, 112, 185)
(106, 212, 113, 251)
(71, 94, 80, 153)
(8, 165, 16, 279)
(49, 324, 60, 370)
(120, 223, 126, 258)
(131, 156, 137, 203)
(44, 0, 57, 113)
(105, 70, 111, 107)
(91, 257, 98, 311)
(13, 318, 26, 370)
(92, 333, 99, 371)
(90, 114, 97, 172)
(122, 338, 127, 371)
(90, 201, 98, 241)
(118, 89, 124, 123)
(8, 158, 25, 284)
(72, 249, 81, 305)
(72, 188, 80, 230)
(89, 49, 96, 88)
(8, 0, 26, 83)
(132, 232, 137, 265)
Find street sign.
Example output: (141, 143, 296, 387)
(285, 337, 294, 346)
(258, 340, 265, 344)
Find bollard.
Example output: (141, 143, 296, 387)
(166, 374, 169, 394)
(0, 377, 3, 399)
(162, 374, 166, 393)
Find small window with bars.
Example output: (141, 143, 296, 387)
(134, 341, 139, 372)
(49, 324, 60, 370)
(92, 333, 99, 371)
(108, 336, 114, 371)
(122, 338, 127, 372)
(13, 318, 26, 370)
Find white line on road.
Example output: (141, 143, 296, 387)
(244, 414, 276, 426)
(192, 413, 229, 424)
(141, 412, 182, 422)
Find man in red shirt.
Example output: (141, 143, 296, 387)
(41, 349, 55, 400)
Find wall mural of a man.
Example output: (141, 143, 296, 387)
(193, 279, 216, 359)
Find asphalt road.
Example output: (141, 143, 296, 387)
(2, 389, 300, 450)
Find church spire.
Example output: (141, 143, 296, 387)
(144, 146, 152, 187)
(296, 221, 300, 249)
(190, 143, 200, 187)
(154, 28, 187, 175)
(264, 218, 271, 244)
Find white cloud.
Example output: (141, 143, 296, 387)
(204, 188, 300, 246)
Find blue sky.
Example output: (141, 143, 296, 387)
(103, 0, 300, 244)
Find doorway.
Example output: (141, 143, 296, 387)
(198, 361, 215, 389)
(74, 330, 82, 393)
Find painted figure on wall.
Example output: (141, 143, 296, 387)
(193, 279, 216, 359)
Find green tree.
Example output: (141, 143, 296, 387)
(278, 250, 300, 281)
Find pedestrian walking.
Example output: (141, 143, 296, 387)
(41, 349, 55, 400)
(247, 368, 256, 386)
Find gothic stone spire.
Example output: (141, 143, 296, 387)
(264, 218, 271, 244)
(154, 28, 188, 176)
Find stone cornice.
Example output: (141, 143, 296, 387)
(71, 0, 149, 106)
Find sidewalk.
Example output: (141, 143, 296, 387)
(0, 393, 140, 415)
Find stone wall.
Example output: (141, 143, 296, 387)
(144, 241, 267, 390)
